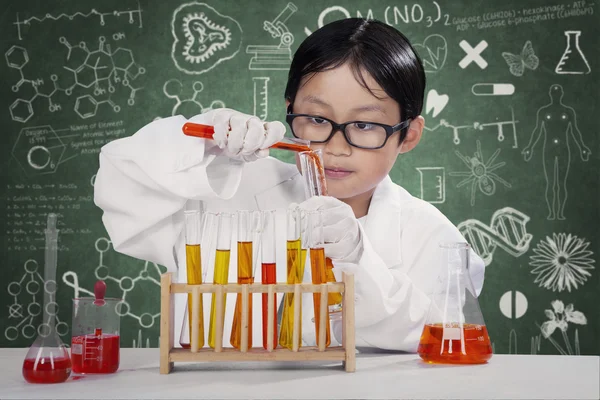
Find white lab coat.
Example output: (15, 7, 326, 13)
(94, 114, 486, 352)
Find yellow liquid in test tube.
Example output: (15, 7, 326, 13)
(231, 241, 253, 349)
(185, 244, 204, 348)
(208, 249, 231, 348)
(279, 239, 303, 350)
(325, 258, 342, 306)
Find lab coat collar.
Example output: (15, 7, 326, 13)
(363, 176, 405, 267)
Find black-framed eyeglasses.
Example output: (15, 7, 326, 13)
(285, 112, 411, 150)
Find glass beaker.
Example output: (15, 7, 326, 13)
(22, 214, 71, 384)
(555, 31, 591, 75)
(71, 281, 121, 374)
(417, 243, 492, 364)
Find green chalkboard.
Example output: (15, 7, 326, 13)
(1, 0, 598, 356)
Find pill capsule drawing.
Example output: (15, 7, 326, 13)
(471, 83, 515, 96)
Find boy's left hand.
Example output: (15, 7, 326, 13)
(295, 196, 363, 264)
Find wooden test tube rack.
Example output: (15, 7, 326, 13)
(159, 272, 355, 373)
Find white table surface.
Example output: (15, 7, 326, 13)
(1, 348, 598, 399)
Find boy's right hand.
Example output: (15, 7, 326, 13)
(198, 108, 285, 162)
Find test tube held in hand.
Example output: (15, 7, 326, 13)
(260, 210, 278, 350)
(299, 149, 342, 314)
(208, 212, 233, 349)
(182, 122, 312, 152)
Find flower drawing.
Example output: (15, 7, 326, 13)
(530, 233, 595, 292)
(538, 300, 587, 355)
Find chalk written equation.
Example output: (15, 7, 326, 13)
(450, 1, 595, 31)
(5, 183, 92, 252)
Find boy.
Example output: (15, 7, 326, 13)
(94, 18, 485, 351)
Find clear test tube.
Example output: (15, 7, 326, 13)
(208, 212, 233, 349)
(179, 209, 204, 349)
(279, 206, 303, 350)
(305, 210, 331, 348)
(298, 149, 342, 315)
(230, 210, 257, 349)
(299, 149, 327, 198)
(260, 210, 277, 350)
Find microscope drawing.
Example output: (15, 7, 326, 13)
(246, 2, 297, 70)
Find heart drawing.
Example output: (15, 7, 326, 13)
(413, 34, 448, 73)
(426, 89, 449, 118)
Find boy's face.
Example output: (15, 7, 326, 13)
(289, 63, 422, 201)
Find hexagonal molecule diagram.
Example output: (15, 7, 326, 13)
(12, 125, 66, 176)
(5, 36, 145, 122)
(61, 238, 166, 331)
(5, 260, 70, 342)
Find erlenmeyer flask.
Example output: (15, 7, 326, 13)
(418, 243, 492, 364)
(555, 31, 591, 75)
(22, 214, 72, 383)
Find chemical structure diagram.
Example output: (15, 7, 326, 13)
(163, 78, 225, 118)
(6, 35, 145, 123)
(424, 107, 519, 147)
(5, 259, 69, 341)
(61, 238, 165, 330)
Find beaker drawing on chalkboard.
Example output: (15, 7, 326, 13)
(522, 84, 591, 220)
(555, 31, 591, 75)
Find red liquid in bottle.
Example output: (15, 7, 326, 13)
(261, 262, 277, 349)
(71, 334, 120, 374)
(22, 356, 71, 384)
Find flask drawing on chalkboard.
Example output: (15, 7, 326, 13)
(555, 31, 591, 75)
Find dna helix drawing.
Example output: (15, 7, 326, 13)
(458, 207, 533, 266)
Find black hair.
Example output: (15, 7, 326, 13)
(285, 18, 426, 143)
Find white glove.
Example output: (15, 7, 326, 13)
(295, 196, 363, 264)
(197, 108, 285, 162)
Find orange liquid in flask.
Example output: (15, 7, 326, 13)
(418, 323, 493, 364)
(231, 241, 253, 349)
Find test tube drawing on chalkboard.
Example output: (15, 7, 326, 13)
(521, 84, 591, 220)
(416, 167, 445, 204)
(246, 2, 298, 70)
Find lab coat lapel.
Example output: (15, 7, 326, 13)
(363, 176, 404, 267)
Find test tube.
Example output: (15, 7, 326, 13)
(299, 149, 327, 199)
(208, 212, 233, 349)
(279, 206, 303, 350)
(230, 210, 258, 349)
(299, 149, 342, 315)
(179, 208, 204, 349)
(306, 210, 331, 348)
(260, 210, 277, 350)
